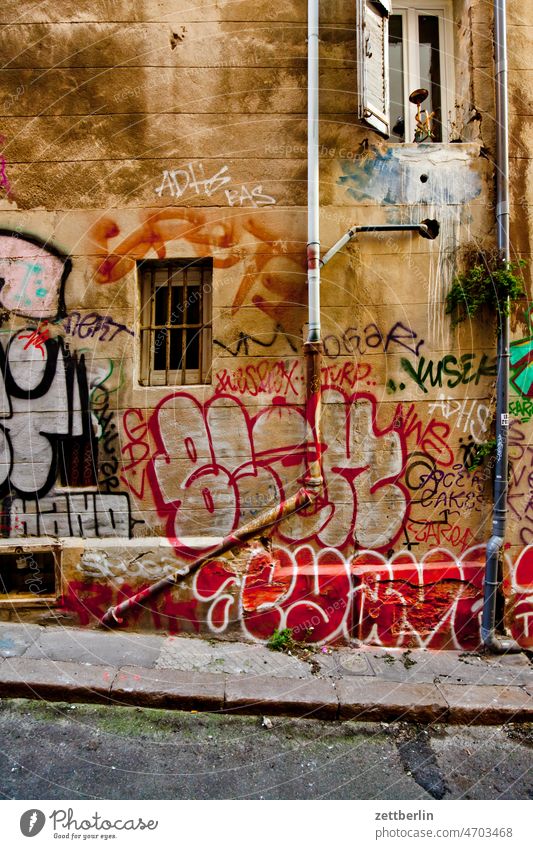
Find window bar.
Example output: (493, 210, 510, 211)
(205, 273, 212, 384)
(181, 264, 188, 386)
(165, 263, 171, 384)
(148, 266, 154, 387)
(198, 265, 204, 384)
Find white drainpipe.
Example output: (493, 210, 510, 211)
(306, 0, 321, 344)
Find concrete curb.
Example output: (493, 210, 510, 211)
(0, 657, 532, 724)
(0, 657, 115, 704)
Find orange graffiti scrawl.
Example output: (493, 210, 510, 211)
(89, 210, 307, 324)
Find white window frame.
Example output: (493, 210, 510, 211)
(390, 0, 455, 142)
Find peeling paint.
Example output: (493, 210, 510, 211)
(337, 145, 483, 206)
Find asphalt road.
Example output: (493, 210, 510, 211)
(0, 699, 531, 800)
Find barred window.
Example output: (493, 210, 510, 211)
(138, 259, 212, 386)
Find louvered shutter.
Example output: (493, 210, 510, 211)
(356, 0, 391, 136)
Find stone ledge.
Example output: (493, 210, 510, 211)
(436, 683, 533, 724)
(337, 677, 448, 722)
(110, 665, 225, 711)
(0, 655, 531, 725)
(224, 674, 338, 719)
(0, 657, 115, 703)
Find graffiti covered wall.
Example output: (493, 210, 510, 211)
(0, 0, 532, 649)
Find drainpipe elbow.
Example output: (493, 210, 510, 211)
(482, 534, 521, 653)
(481, 630, 522, 654)
(486, 534, 504, 564)
(101, 607, 122, 628)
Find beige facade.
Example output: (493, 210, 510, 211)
(0, 0, 531, 649)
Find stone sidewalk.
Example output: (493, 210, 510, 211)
(0, 622, 531, 724)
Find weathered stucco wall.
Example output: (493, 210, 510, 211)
(0, 0, 531, 650)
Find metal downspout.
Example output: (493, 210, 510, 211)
(306, 0, 320, 347)
(304, 0, 324, 490)
(481, 0, 520, 652)
(101, 1, 324, 627)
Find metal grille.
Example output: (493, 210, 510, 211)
(139, 259, 212, 386)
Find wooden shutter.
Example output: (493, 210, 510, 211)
(356, 0, 391, 136)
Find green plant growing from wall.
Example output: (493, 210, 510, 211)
(465, 437, 497, 472)
(447, 249, 526, 476)
(446, 247, 526, 329)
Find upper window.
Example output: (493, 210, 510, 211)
(138, 258, 212, 386)
(389, 2, 454, 142)
(357, 0, 454, 141)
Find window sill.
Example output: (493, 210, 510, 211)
(0, 595, 56, 608)
(385, 140, 484, 153)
